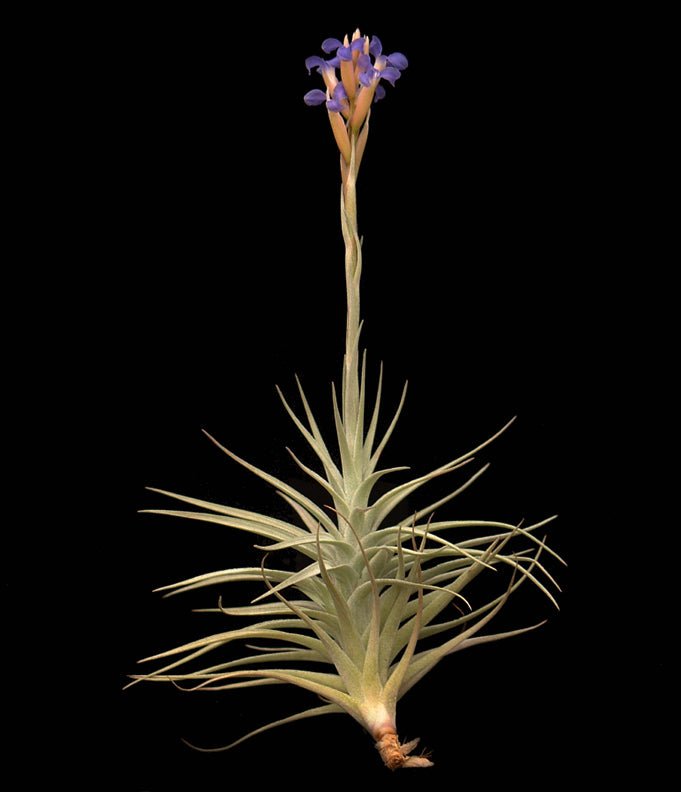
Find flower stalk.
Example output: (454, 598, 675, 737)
(341, 134, 362, 466)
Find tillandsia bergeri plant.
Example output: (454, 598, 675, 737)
(128, 29, 563, 770)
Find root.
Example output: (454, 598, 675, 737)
(375, 728, 433, 769)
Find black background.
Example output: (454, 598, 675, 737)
(21, 7, 667, 790)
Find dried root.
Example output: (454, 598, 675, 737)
(375, 728, 433, 769)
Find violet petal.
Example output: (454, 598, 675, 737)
(357, 53, 372, 71)
(338, 45, 353, 61)
(387, 52, 409, 70)
(326, 99, 343, 112)
(303, 89, 327, 106)
(369, 36, 383, 57)
(321, 37, 343, 53)
(373, 84, 386, 102)
(379, 66, 401, 86)
(351, 37, 365, 52)
(359, 69, 377, 88)
(305, 55, 327, 74)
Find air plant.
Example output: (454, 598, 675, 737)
(128, 29, 563, 770)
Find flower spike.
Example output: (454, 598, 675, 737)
(304, 30, 408, 175)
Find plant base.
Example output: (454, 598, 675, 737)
(375, 728, 433, 769)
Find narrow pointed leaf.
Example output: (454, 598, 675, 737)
(363, 363, 384, 466)
(368, 382, 408, 473)
(367, 458, 474, 530)
(202, 431, 341, 537)
(331, 382, 354, 485)
(182, 704, 343, 753)
(286, 447, 345, 501)
(410, 463, 491, 523)
(153, 566, 292, 597)
(277, 384, 343, 490)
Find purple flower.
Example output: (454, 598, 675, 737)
(303, 30, 408, 114)
(303, 29, 409, 163)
